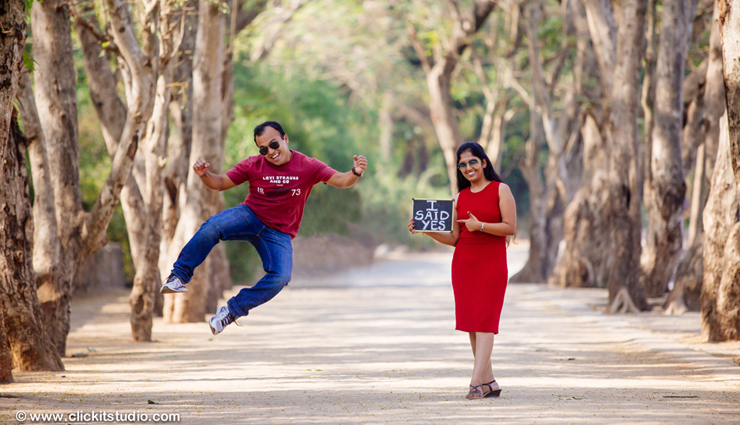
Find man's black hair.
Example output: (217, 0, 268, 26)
(253, 121, 286, 143)
(455, 141, 503, 193)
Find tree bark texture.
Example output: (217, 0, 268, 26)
(0, 0, 25, 383)
(549, 114, 609, 288)
(510, 110, 548, 283)
(30, 0, 84, 357)
(640, 0, 695, 297)
(583, 0, 616, 95)
(670, 4, 726, 313)
(701, 113, 739, 341)
(603, 0, 650, 312)
(700, 0, 740, 341)
(164, 0, 225, 323)
(0, 311, 12, 383)
(702, 3, 726, 183)
(0, 0, 64, 374)
(130, 63, 170, 341)
(159, 2, 198, 316)
(0, 113, 64, 372)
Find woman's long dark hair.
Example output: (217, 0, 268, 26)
(456, 142, 503, 193)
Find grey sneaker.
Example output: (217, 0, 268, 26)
(160, 274, 187, 294)
(209, 305, 236, 335)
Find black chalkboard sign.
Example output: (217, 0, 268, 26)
(412, 198, 454, 232)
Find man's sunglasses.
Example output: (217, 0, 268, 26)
(259, 140, 281, 156)
(457, 158, 480, 170)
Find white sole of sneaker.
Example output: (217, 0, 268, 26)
(159, 286, 186, 294)
(209, 319, 220, 335)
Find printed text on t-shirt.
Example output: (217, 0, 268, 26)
(263, 175, 299, 185)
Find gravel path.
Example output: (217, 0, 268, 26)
(2, 248, 739, 424)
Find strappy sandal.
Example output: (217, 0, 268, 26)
(482, 379, 502, 398)
(466, 384, 484, 399)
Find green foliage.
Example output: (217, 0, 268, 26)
(22, 48, 35, 73)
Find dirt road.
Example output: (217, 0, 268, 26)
(2, 247, 739, 424)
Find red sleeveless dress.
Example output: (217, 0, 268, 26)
(451, 181, 508, 333)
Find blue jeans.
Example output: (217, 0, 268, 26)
(171, 205, 293, 318)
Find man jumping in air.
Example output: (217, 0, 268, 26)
(160, 121, 368, 335)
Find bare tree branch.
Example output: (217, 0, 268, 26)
(407, 23, 432, 74)
(67, 0, 121, 55)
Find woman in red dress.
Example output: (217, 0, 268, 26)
(408, 142, 517, 400)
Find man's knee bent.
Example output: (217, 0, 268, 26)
(270, 270, 291, 287)
(198, 219, 223, 242)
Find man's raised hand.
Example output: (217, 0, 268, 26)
(193, 159, 211, 177)
(353, 155, 368, 174)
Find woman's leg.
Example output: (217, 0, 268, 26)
(470, 332, 495, 386)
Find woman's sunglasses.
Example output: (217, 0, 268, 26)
(259, 140, 281, 156)
(457, 158, 480, 170)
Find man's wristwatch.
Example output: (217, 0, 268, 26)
(480, 222, 485, 232)
(352, 166, 364, 177)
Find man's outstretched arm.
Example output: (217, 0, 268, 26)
(193, 159, 237, 191)
(326, 155, 368, 188)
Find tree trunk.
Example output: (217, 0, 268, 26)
(702, 3, 726, 184)
(700, 0, 740, 341)
(164, 0, 225, 323)
(583, 0, 616, 95)
(603, 0, 650, 312)
(0, 0, 24, 383)
(702, 113, 738, 340)
(522, 0, 585, 283)
(549, 114, 609, 288)
(0, 110, 64, 372)
(668, 142, 705, 315)
(669, 3, 726, 314)
(1, 0, 64, 373)
(130, 61, 172, 342)
(30, 0, 83, 357)
(687, 144, 706, 247)
(159, 1, 199, 316)
(27, 0, 154, 356)
(0, 312, 12, 383)
(546, 0, 600, 288)
(666, 234, 703, 314)
(640, 0, 696, 297)
(510, 111, 548, 283)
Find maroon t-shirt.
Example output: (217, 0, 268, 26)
(225, 150, 337, 238)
